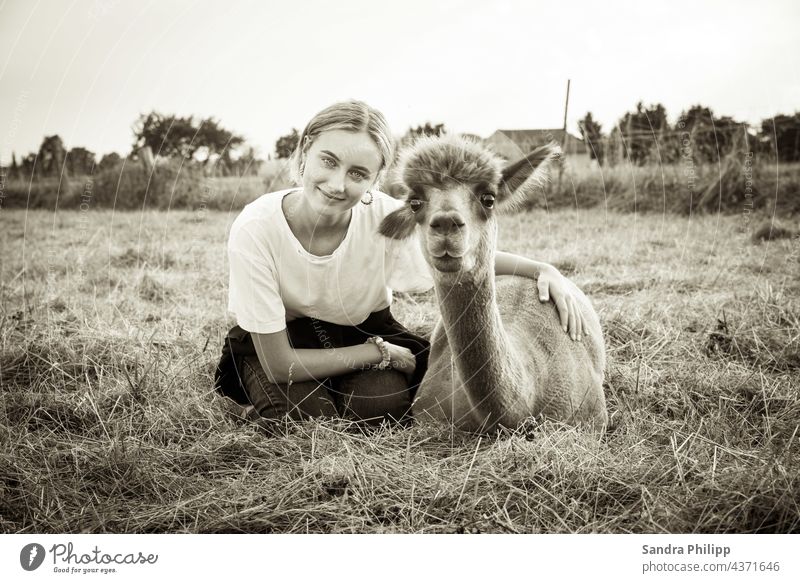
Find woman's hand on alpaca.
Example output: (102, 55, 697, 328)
(494, 251, 586, 341)
(536, 266, 586, 342)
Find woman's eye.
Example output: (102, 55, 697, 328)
(409, 199, 423, 212)
(480, 193, 495, 209)
(321, 157, 336, 168)
(349, 170, 367, 180)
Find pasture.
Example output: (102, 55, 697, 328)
(1, 206, 798, 533)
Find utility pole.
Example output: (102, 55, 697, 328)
(557, 79, 570, 195)
(562, 79, 571, 140)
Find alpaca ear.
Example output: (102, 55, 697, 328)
(379, 205, 417, 240)
(496, 144, 561, 213)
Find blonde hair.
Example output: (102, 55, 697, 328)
(289, 100, 394, 186)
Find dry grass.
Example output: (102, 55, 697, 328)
(1, 207, 799, 533)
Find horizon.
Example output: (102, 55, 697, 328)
(1, 0, 798, 161)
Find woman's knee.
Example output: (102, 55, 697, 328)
(241, 356, 336, 420)
(336, 369, 412, 423)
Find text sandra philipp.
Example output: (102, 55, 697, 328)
(49, 542, 158, 565)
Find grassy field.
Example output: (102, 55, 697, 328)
(1, 206, 799, 533)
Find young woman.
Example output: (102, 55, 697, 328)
(215, 100, 586, 426)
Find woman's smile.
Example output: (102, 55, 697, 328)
(317, 186, 346, 202)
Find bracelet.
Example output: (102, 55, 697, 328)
(364, 336, 391, 370)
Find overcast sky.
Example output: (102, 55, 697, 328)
(1, 0, 798, 161)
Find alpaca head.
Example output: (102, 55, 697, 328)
(379, 134, 560, 276)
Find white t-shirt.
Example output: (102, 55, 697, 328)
(227, 188, 433, 334)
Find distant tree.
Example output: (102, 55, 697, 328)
(10, 152, 19, 179)
(20, 153, 37, 177)
(678, 105, 714, 132)
(133, 112, 196, 159)
(66, 147, 96, 175)
(673, 105, 748, 163)
(98, 152, 123, 171)
(275, 128, 299, 159)
(760, 113, 800, 161)
(405, 122, 446, 140)
(675, 105, 716, 163)
(578, 112, 604, 162)
(195, 117, 244, 167)
(614, 102, 669, 165)
(37, 135, 67, 177)
(133, 111, 244, 163)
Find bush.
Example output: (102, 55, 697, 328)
(0, 177, 75, 210)
(92, 159, 204, 210)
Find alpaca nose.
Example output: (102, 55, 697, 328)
(429, 211, 466, 235)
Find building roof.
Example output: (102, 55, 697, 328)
(488, 128, 588, 155)
(493, 128, 582, 144)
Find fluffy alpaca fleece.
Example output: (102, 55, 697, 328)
(395, 134, 503, 192)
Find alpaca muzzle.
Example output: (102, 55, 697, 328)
(427, 233, 470, 273)
(429, 210, 466, 236)
(427, 211, 468, 257)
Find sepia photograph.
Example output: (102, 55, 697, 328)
(1, 0, 798, 550)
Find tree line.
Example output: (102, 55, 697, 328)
(578, 103, 800, 165)
(3, 112, 261, 180)
(7, 103, 797, 181)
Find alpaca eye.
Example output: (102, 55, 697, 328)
(409, 199, 424, 213)
(480, 193, 495, 209)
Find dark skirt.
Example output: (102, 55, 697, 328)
(214, 307, 430, 406)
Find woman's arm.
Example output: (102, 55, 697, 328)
(495, 250, 586, 341)
(251, 330, 415, 384)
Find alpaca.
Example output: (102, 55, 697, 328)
(379, 135, 607, 432)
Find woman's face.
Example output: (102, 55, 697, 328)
(301, 129, 383, 214)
